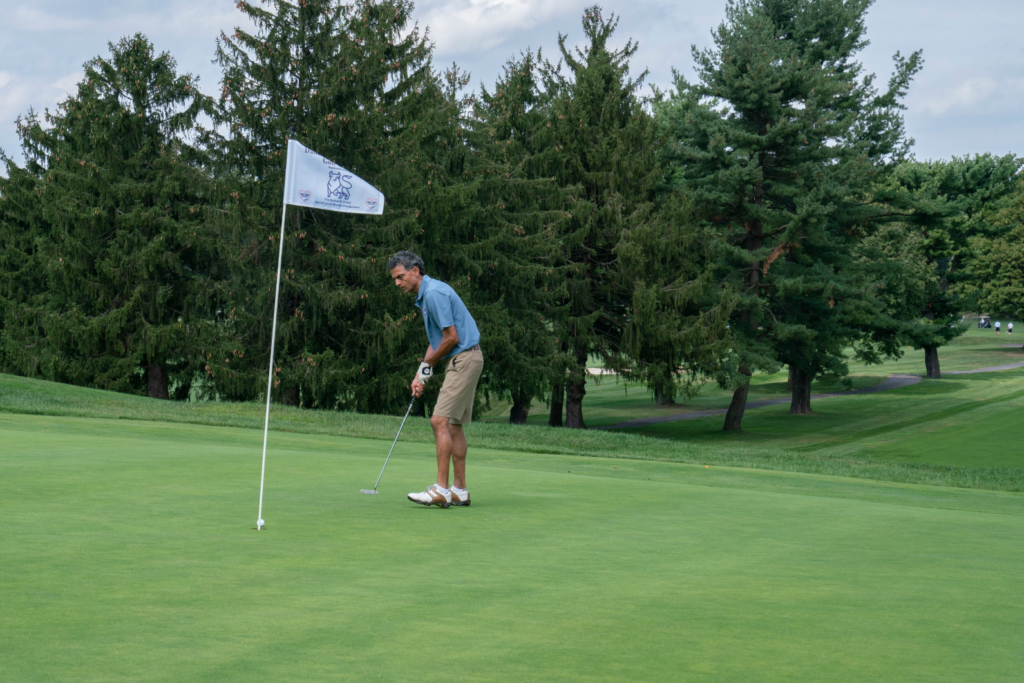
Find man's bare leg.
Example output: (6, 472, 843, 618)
(430, 414, 452, 489)
(448, 423, 467, 489)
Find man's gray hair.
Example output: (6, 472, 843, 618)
(387, 250, 426, 276)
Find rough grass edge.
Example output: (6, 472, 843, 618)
(3, 372, 1023, 493)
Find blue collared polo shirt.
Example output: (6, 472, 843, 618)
(414, 274, 481, 358)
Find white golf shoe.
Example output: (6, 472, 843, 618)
(407, 484, 451, 508)
(450, 487, 471, 507)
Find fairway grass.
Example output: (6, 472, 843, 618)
(3, 414, 1023, 681)
(480, 327, 1024, 427)
(2, 371, 1023, 492)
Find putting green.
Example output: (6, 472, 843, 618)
(2, 413, 1022, 681)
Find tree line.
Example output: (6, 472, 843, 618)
(1, 0, 1021, 431)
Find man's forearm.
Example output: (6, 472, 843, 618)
(424, 335, 458, 366)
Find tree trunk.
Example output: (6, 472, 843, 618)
(510, 390, 532, 425)
(171, 378, 192, 402)
(786, 365, 796, 391)
(924, 346, 941, 379)
(922, 304, 940, 378)
(282, 385, 300, 407)
(789, 367, 813, 415)
(655, 385, 676, 406)
(549, 377, 564, 427)
(564, 373, 587, 429)
(723, 368, 751, 431)
(147, 363, 169, 400)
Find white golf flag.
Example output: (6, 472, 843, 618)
(282, 139, 384, 215)
(256, 138, 385, 531)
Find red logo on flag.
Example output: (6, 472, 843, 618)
(365, 197, 379, 210)
(298, 190, 312, 203)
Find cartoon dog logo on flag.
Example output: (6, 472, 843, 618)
(327, 171, 353, 201)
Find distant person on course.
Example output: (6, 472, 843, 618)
(388, 251, 483, 509)
(1009, 322, 1014, 336)
(996, 320, 1001, 336)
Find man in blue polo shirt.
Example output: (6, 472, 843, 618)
(388, 251, 484, 508)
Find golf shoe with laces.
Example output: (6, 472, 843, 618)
(450, 487, 470, 507)
(408, 484, 451, 508)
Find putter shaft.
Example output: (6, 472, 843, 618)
(370, 396, 416, 491)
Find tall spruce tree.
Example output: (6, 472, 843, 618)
(469, 51, 571, 423)
(0, 35, 222, 398)
(536, 6, 671, 428)
(211, 0, 456, 412)
(213, 0, 555, 416)
(0, 139, 49, 376)
(659, 0, 921, 426)
(615, 194, 734, 406)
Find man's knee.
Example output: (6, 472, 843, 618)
(430, 414, 449, 432)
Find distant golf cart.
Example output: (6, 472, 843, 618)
(978, 317, 992, 329)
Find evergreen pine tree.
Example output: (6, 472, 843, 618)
(0, 133, 50, 375)
(879, 154, 1022, 376)
(659, 0, 921, 425)
(536, 6, 669, 428)
(212, 0, 458, 412)
(615, 194, 735, 406)
(213, 0, 555, 416)
(1, 35, 222, 398)
(468, 51, 571, 424)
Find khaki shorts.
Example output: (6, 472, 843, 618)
(433, 346, 484, 425)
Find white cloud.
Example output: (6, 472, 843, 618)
(10, 6, 96, 33)
(420, 0, 566, 55)
(0, 70, 84, 156)
(51, 72, 82, 94)
(909, 71, 1024, 118)
(915, 75, 999, 116)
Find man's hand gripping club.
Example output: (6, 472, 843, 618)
(411, 362, 432, 397)
(410, 325, 460, 397)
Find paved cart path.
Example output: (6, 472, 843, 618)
(601, 359, 1024, 429)
(944, 360, 1024, 374)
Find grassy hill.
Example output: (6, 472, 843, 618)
(2, 328, 1022, 491)
(480, 327, 1024, 427)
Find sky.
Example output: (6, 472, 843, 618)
(1, 0, 1022, 165)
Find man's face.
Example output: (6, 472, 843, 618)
(391, 264, 422, 294)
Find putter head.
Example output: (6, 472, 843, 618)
(360, 489, 379, 495)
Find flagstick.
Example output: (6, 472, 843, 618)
(256, 204, 289, 530)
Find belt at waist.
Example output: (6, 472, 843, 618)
(448, 344, 481, 359)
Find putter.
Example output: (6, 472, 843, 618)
(361, 395, 417, 495)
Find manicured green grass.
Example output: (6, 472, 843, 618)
(627, 369, 1024, 472)
(2, 413, 1022, 681)
(480, 370, 886, 427)
(481, 327, 1024, 427)
(630, 374, 1024, 458)
(2, 371, 1022, 491)
(867, 403, 1024, 468)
